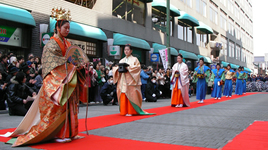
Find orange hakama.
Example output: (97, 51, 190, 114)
(171, 79, 183, 106)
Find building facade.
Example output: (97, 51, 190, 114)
(0, 0, 254, 71)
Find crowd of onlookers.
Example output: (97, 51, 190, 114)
(246, 74, 268, 92)
(1, 51, 268, 116)
(0, 51, 42, 115)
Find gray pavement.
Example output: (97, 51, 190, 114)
(0, 93, 267, 149)
(87, 94, 268, 149)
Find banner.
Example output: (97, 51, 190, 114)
(159, 48, 168, 71)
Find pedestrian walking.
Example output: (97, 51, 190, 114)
(192, 57, 210, 104)
(170, 54, 190, 107)
(223, 64, 235, 97)
(210, 63, 225, 99)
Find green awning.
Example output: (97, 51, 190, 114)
(244, 67, 252, 73)
(196, 21, 213, 34)
(178, 11, 199, 27)
(152, 43, 178, 56)
(178, 50, 198, 60)
(221, 61, 229, 68)
(197, 55, 212, 63)
(230, 63, 238, 69)
(0, 4, 36, 26)
(113, 33, 150, 50)
(152, 0, 180, 16)
(50, 18, 107, 41)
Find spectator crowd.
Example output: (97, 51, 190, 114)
(1, 51, 268, 116)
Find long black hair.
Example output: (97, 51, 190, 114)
(55, 20, 69, 34)
(15, 72, 26, 84)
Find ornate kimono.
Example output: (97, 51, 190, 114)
(210, 68, 225, 98)
(223, 69, 235, 97)
(113, 55, 154, 115)
(170, 62, 190, 107)
(9, 34, 88, 147)
(235, 71, 245, 95)
(193, 65, 210, 100)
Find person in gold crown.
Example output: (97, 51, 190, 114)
(8, 7, 88, 147)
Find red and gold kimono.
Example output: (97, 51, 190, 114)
(113, 55, 154, 115)
(9, 34, 88, 147)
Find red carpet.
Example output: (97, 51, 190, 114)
(78, 92, 257, 132)
(30, 133, 216, 150)
(222, 121, 268, 150)
(0, 93, 260, 149)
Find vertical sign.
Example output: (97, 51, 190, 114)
(159, 48, 168, 71)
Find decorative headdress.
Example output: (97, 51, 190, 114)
(51, 7, 71, 21)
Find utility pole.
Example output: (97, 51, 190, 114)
(166, 0, 171, 68)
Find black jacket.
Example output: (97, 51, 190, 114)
(145, 81, 161, 102)
(6, 77, 34, 107)
(100, 82, 116, 97)
(0, 61, 8, 80)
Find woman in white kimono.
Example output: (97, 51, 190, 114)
(170, 54, 190, 107)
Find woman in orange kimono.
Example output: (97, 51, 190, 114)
(113, 44, 154, 116)
(170, 54, 190, 107)
(8, 8, 88, 147)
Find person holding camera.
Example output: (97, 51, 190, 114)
(145, 76, 161, 102)
(170, 54, 190, 107)
(100, 76, 117, 105)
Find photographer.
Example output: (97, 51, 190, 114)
(100, 76, 117, 105)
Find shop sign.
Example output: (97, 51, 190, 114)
(68, 39, 87, 52)
(41, 33, 53, 47)
(0, 25, 21, 47)
(109, 46, 120, 56)
(150, 53, 159, 62)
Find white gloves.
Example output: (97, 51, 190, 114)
(107, 94, 110, 97)
(110, 92, 113, 96)
(160, 91, 162, 95)
(152, 94, 156, 97)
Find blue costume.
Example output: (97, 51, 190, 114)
(223, 69, 235, 97)
(241, 71, 248, 94)
(193, 65, 210, 100)
(235, 71, 244, 95)
(211, 68, 225, 98)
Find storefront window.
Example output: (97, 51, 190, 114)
(178, 21, 193, 43)
(113, 0, 145, 26)
(86, 42, 97, 56)
(65, 0, 97, 9)
(196, 33, 207, 48)
(152, 7, 174, 36)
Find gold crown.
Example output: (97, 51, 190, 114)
(51, 7, 71, 21)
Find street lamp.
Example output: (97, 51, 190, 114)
(152, 17, 158, 23)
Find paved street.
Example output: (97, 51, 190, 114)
(0, 93, 267, 149)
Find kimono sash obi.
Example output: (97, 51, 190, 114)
(195, 65, 209, 79)
(197, 74, 204, 78)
